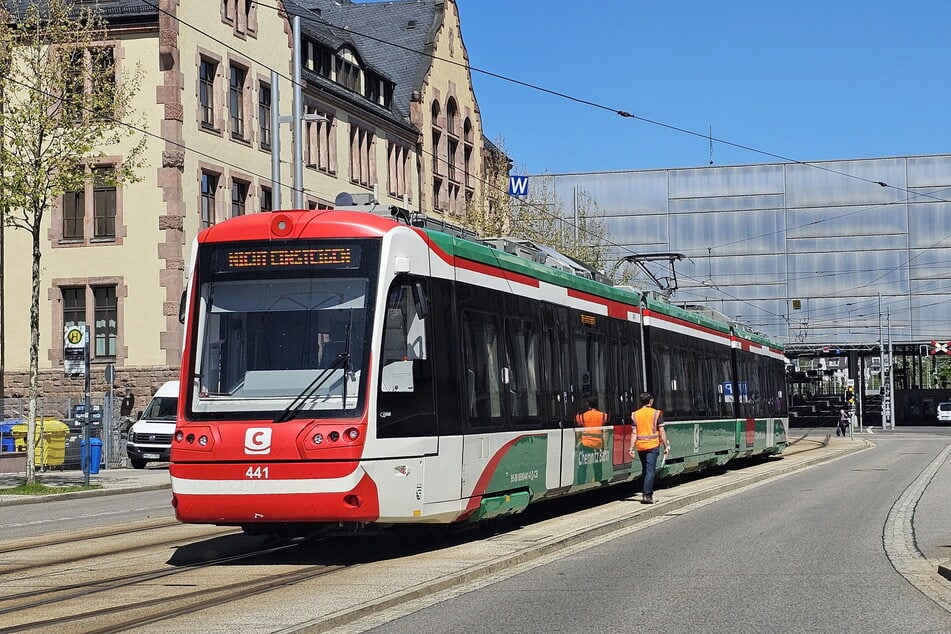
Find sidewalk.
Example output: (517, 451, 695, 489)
(0, 463, 171, 506)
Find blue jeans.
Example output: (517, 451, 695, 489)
(638, 447, 660, 497)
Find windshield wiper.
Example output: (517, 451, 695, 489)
(272, 352, 349, 424)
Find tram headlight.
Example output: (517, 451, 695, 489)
(345, 427, 359, 441)
(185, 433, 195, 444)
(198, 435, 209, 446)
(175, 430, 183, 442)
(312, 432, 324, 445)
(329, 431, 340, 442)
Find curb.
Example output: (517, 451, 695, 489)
(0, 483, 171, 507)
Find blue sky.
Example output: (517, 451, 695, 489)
(457, 1, 951, 175)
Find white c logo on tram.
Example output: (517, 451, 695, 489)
(244, 428, 272, 455)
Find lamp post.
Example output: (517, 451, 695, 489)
(269, 15, 328, 211)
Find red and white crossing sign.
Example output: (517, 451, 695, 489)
(929, 341, 951, 355)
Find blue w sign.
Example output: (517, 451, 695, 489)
(508, 175, 529, 197)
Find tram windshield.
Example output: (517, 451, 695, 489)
(188, 239, 377, 419)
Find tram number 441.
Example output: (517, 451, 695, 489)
(245, 466, 270, 479)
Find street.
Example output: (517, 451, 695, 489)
(357, 433, 951, 633)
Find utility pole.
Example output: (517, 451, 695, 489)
(291, 14, 303, 209)
(887, 309, 895, 430)
(878, 293, 887, 430)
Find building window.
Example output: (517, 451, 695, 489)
(349, 125, 375, 188)
(464, 144, 473, 188)
(305, 108, 336, 174)
(63, 186, 84, 240)
(336, 57, 359, 92)
(304, 40, 333, 78)
(464, 118, 474, 187)
(258, 81, 271, 149)
(59, 164, 117, 243)
(431, 100, 442, 178)
(231, 179, 248, 217)
(93, 167, 116, 239)
(94, 286, 117, 357)
(63, 288, 85, 329)
(433, 177, 443, 212)
(199, 58, 217, 129)
(63, 46, 116, 124)
(261, 186, 273, 212)
(201, 171, 219, 228)
(447, 138, 458, 182)
(229, 64, 247, 140)
(432, 129, 442, 176)
(364, 72, 393, 108)
(446, 98, 457, 136)
(448, 183, 460, 215)
(59, 285, 117, 360)
(387, 141, 411, 201)
(222, 0, 257, 36)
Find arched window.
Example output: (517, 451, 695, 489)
(431, 100, 442, 178)
(446, 97, 457, 135)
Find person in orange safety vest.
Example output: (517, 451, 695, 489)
(575, 399, 608, 483)
(629, 392, 669, 504)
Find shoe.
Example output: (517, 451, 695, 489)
(642, 496, 654, 504)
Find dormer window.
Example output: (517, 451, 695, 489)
(364, 71, 393, 108)
(335, 56, 359, 91)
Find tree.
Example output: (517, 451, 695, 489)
(0, 0, 147, 484)
(466, 137, 623, 279)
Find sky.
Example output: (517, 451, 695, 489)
(456, 0, 951, 176)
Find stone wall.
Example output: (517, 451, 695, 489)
(2, 366, 180, 419)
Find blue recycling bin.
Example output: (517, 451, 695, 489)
(0, 424, 14, 452)
(0, 421, 14, 451)
(80, 437, 103, 474)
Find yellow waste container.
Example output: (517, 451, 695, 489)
(11, 419, 70, 467)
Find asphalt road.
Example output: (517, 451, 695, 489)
(0, 490, 174, 541)
(364, 434, 951, 633)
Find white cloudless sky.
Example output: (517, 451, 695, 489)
(456, 0, 951, 175)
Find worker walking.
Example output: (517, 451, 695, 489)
(630, 392, 669, 504)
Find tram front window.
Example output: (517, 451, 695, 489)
(191, 275, 369, 418)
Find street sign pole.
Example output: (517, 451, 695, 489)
(83, 325, 91, 486)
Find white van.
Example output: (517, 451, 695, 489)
(126, 381, 179, 469)
(938, 402, 951, 423)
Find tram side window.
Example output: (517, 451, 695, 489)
(504, 317, 543, 427)
(379, 276, 429, 393)
(712, 351, 733, 418)
(574, 329, 606, 416)
(461, 310, 502, 427)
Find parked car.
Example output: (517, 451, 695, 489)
(126, 381, 179, 469)
(937, 402, 951, 423)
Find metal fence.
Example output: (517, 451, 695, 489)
(1, 392, 130, 470)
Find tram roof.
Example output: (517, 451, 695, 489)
(424, 226, 783, 350)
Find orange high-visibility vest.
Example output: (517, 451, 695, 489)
(575, 409, 607, 449)
(633, 407, 662, 451)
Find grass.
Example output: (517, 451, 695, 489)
(0, 482, 101, 496)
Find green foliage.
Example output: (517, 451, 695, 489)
(0, 482, 100, 496)
(0, 0, 148, 233)
(464, 137, 623, 278)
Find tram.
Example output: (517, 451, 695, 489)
(170, 207, 787, 534)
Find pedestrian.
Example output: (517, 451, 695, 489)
(575, 399, 608, 482)
(837, 408, 850, 437)
(629, 392, 669, 504)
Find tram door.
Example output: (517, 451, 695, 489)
(544, 306, 575, 487)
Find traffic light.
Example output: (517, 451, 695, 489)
(845, 386, 855, 407)
(920, 344, 930, 357)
